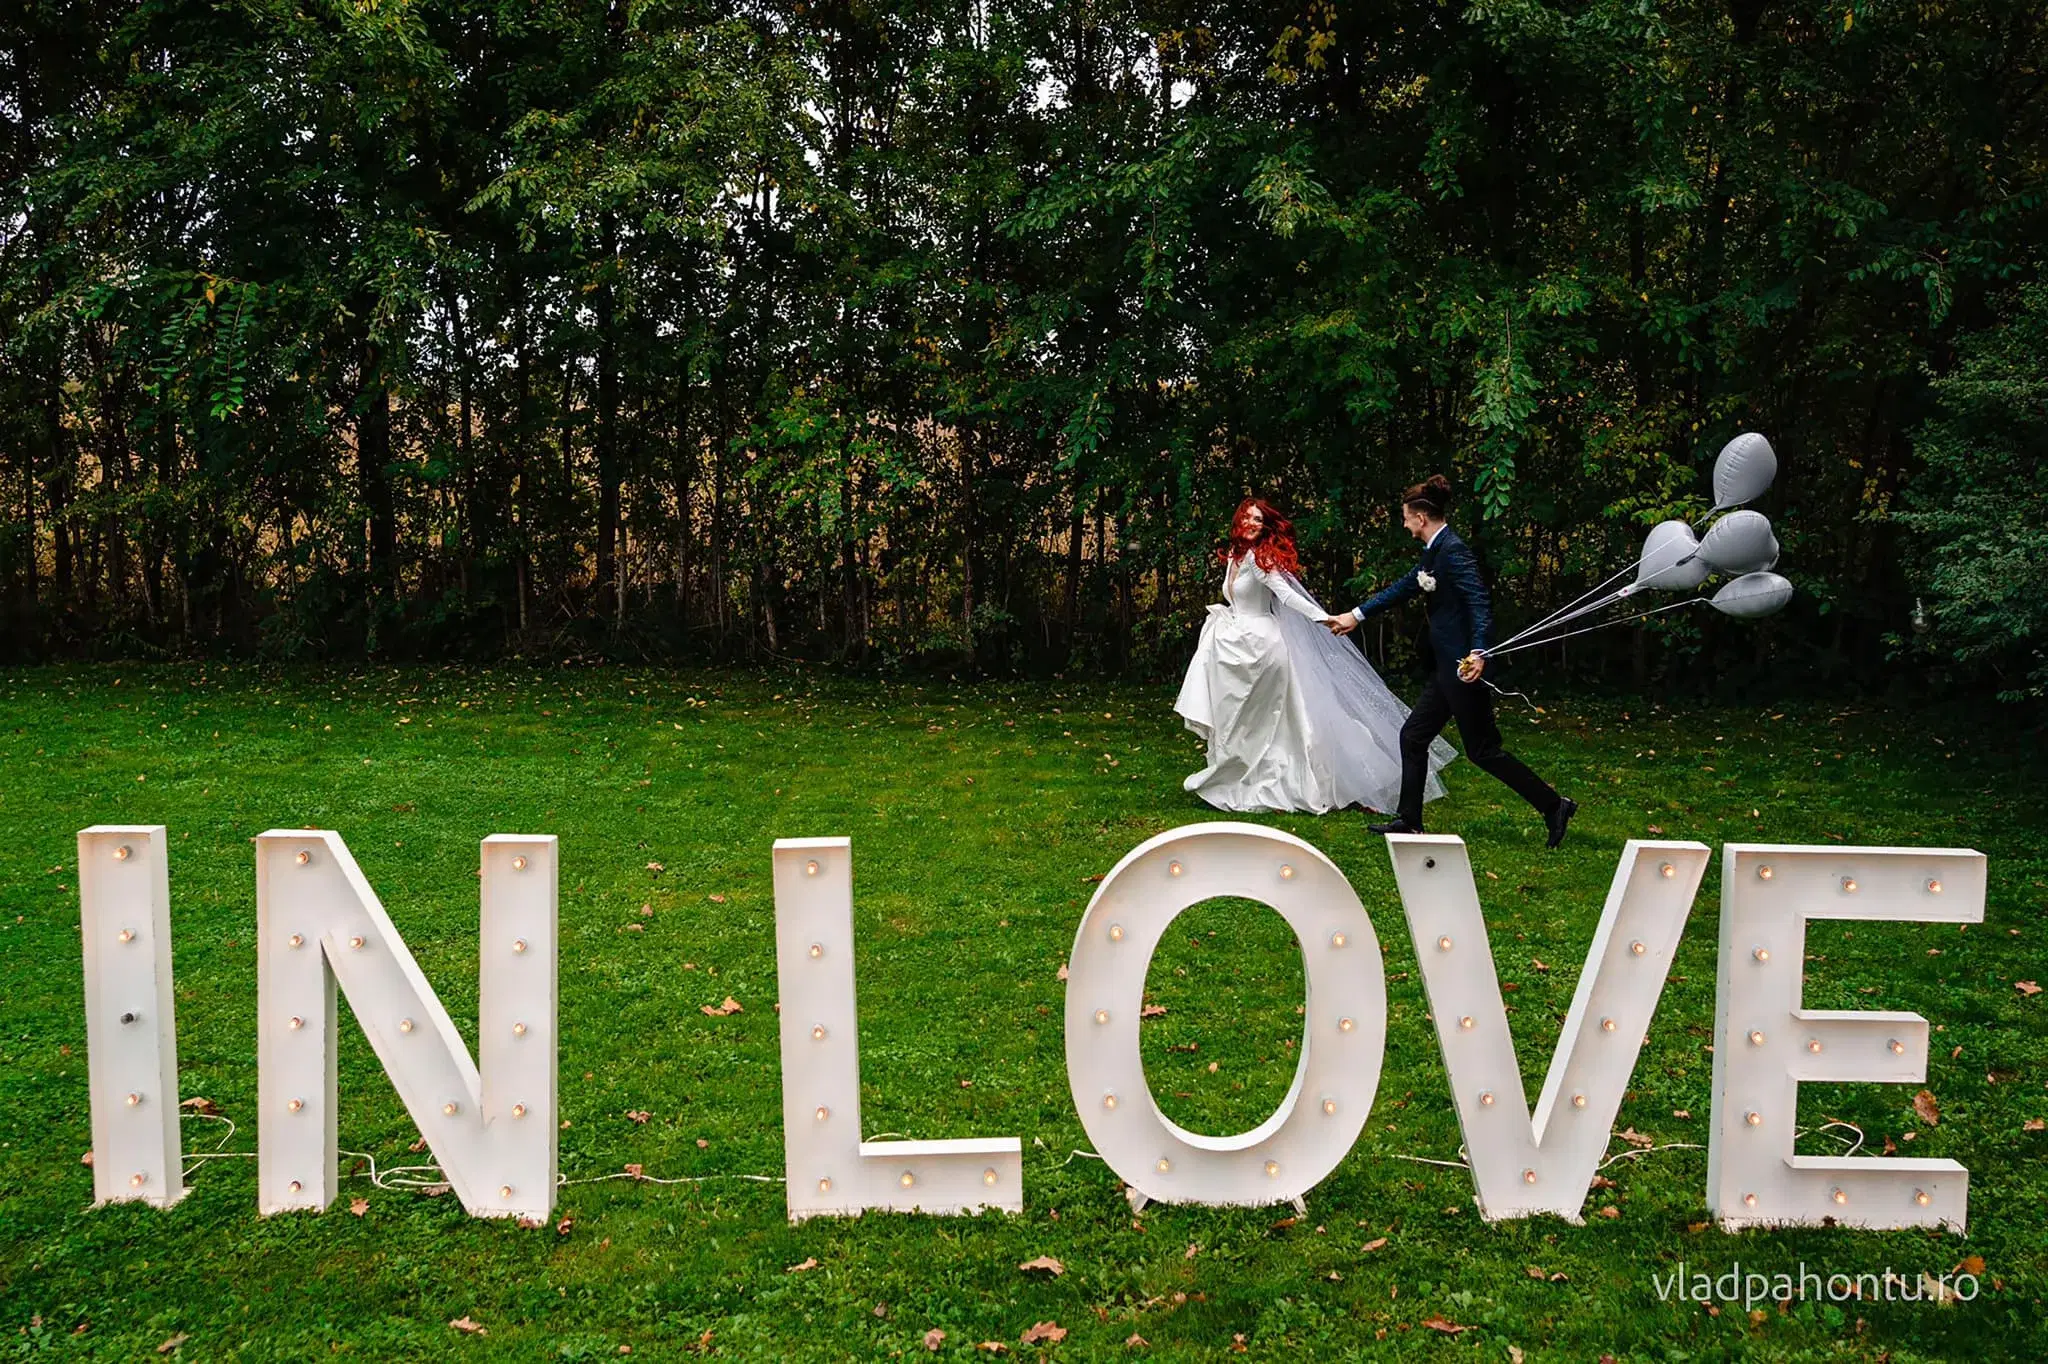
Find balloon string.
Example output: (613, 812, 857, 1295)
(1480, 598, 1706, 657)
(1484, 679, 1540, 711)
(1488, 556, 1650, 652)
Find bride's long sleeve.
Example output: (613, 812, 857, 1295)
(1255, 564, 1330, 622)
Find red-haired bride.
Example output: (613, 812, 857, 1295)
(1174, 497, 1453, 813)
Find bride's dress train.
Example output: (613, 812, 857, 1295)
(1175, 556, 1454, 814)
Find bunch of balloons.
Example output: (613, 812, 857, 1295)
(1479, 433, 1793, 661)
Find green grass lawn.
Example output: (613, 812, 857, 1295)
(2, 664, 2044, 1361)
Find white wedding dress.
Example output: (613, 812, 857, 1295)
(1174, 555, 1454, 814)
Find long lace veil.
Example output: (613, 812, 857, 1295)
(1274, 572, 1457, 812)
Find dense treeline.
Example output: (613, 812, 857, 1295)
(4, 0, 2044, 690)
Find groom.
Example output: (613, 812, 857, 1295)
(1328, 475, 1576, 848)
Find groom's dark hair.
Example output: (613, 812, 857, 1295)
(1401, 474, 1452, 519)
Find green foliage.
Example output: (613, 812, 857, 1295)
(3, 1, 2046, 692)
(1899, 284, 2048, 700)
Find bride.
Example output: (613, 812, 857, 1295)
(1175, 497, 1454, 814)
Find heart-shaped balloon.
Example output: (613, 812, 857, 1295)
(1635, 520, 1711, 591)
(1697, 509, 1780, 575)
(1709, 572, 1793, 619)
(1712, 432, 1777, 510)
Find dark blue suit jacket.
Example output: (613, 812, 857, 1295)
(1353, 526, 1493, 671)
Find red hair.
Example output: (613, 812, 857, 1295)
(1219, 497, 1301, 577)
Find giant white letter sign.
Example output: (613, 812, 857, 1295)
(773, 838, 1023, 1220)
(256, 831, 557, 1220)
(1707, 844, 1984, 1231)
(1064, 823, 1386, 1211)
(1387, 835, 1708, 1221)
(78, 825, 185, 1207)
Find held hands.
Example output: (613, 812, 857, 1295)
(1324, 611, 1359, 636)
(1458, 651, 1487, 683)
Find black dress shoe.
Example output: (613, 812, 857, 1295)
(1545, 797, 1577, 849)
(1369, 818, 1423, 836)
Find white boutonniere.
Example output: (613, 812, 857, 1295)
(1416, 570, 1438, 593)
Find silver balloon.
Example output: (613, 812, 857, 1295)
(1697, 509, 1780, 574)
(1710, 572, 1793, 619)
(1712, 432, 1777, 509)
(1635, 520, 1711, 591)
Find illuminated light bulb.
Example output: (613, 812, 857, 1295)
(1742, 1192, 1757, 1208)
(398, 1018, 414, 1033)
(1156, 1158, 1171, 1174)
(1915, 1189, 1931, 1206)
(807, 942, 823, 959)
(1659, 862, 1676, 879)
(805, 860, 819, 877)
(1479, 1091, 1495, 1107)
(500, 1185, 513, 1199)
(1108, 923, 1125, 942)
(812, 1024, 827, 1041)
(1102, 1092, 1118, 1111)
(114, 845, 131, 861)
(1458, 1015, 1474, 1031)
(125, 1092, 142, 1107)
(1279, 864, 1295, 880)
(288, 1016, 304, 1031)
(1630, 940, 1646, 956)
(1889, 1038, 1905, 1055)
(1748, 1029, 1765, 1046)
(1338, 1017, 1355, 1033)
(1832, 1188, 1848, 1205)
(1521, 1169, 1538, 1185)
(512, 856, 528, 872)
(1807, 1039, 1823, 1054)
(348, 935, 365, 950)
(443, 1101, 459, 1116)
(289, 1180, 303, 1194)
(1841, 877, 1858, 893)
(1330, 932, 1347, 949)
(1926, 878, 1943, 895)
(1265, 1161, 1280, 1178)
(1437, 935, 1453, 952)
(1752, 946, 1770, 963)
(1745, 1111, 1761, 1126)
(295, 850, 311, 866)
(982, 1169, 998, 1186)
(1757, 864, 1773, 881)
(815, 1106, 829, 1122)
(513, 1022, 527, 1037)
(1167, 860, 1183, 877)
(899, 1171, 915, 1188)
(1322, 1098, 1337, 1115)
(513, 938, 528, 954)
(288, 1098, 304, 1113)
(1600, 1017, 1617, 1032)
(1571, 1093, 1586, 1109)
(1094, 1009, 1110, 1025)
(817, 1177, 832, 1194)
(512, 1104, 527, 1119)
(116, 928, 139, 946)
(288, 934, 304, 949)
(130, 1173, 146, 1188)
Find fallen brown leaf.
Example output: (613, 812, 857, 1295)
(1018, 1255, 1065, 1276)
(1361, 1237, 1389, 1252)
(1956, 1254, 1986, 1276)
(1020, 1322, 1067, 1345)
(1421, 1315, 1473, 1334)
(1125, 1334, 1149, 1348)
(645, 862, 664, 873)
(1056, 962, 1069, 981)
(700, 996, 743, 1017)
(976, 1344, 1010, 1355)
(178, 1097, 221, 1116)
(1139, 1004, 1168, 1019)
(2024, 1118, 2045, 1132)
(1597, 1205, 1621, 1219)
(2017, 980, 2041, 996)
(785, 1257, 819, 1273)
(1617, 1127, 1655, 1148)
(924, 1328, 946, 1352)
(625, 1110, 652, 1124)
(348, 1197, 369, 1217)
(1912, 1089, 1941, 1127)
(449, 1316, 487, 1336)
(156, 1333, 189, 1354)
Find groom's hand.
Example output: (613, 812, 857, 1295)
(1326, 611, 1359, 636)
(1458, 651, 1486, 682)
